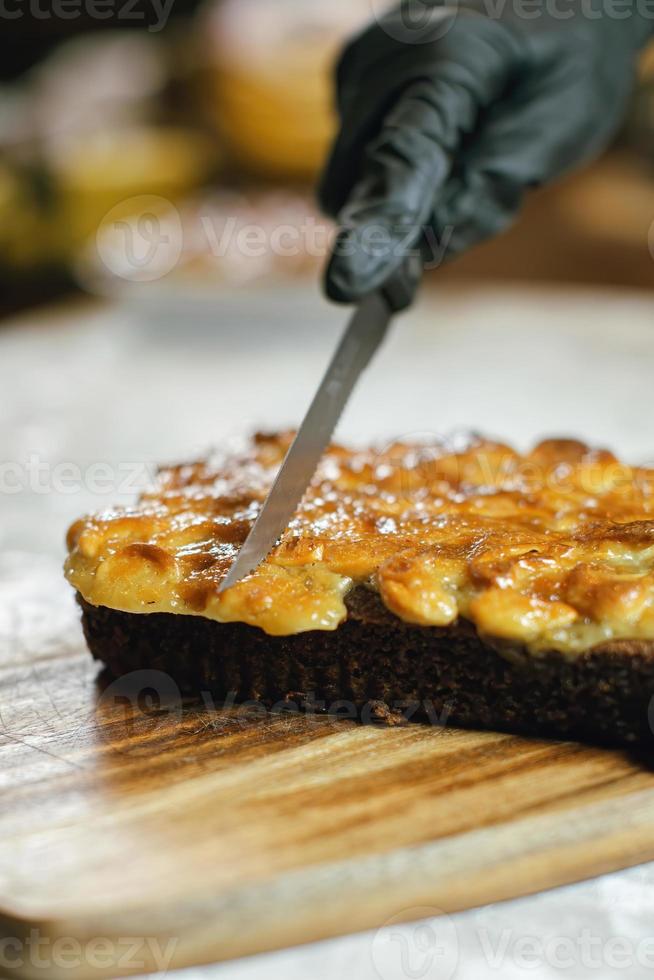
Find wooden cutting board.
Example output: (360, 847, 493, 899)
(3, 555, 654, 980)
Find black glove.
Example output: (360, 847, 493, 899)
(319, 1, 653, 310)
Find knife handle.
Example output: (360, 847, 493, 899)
(381, 252, 423, 313)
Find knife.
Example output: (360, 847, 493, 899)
(219, 291, 392, 591)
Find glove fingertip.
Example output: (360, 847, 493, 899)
(324, 245, 421, 312)
(323, 253, 367, 305)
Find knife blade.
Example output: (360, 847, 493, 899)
(219, 291, 392, 592)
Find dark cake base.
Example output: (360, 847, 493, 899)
(78, 589, 654, 746)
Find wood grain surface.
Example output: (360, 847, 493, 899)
(3, 555, 654, 980)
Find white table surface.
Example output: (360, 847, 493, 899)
(2, 281, 654, 980)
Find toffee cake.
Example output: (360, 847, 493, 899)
(65, 433, 654, 744)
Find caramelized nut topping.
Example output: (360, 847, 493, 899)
(65, 432, 654, 653)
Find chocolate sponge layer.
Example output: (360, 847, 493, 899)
(78, 589, 654, 746)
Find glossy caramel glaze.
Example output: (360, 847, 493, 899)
(65, 432, 654, 654)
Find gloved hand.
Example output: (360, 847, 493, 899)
(319, 1, 653, 310)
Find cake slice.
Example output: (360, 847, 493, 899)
(65, 432, 654, 744)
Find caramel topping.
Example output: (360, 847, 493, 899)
(65, 432, 654, 654)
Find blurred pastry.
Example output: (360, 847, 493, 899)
(49, 126, 217, 249)
(200, 0, 371, 179)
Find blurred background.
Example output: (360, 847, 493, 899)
(0, 0, 653, 315)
